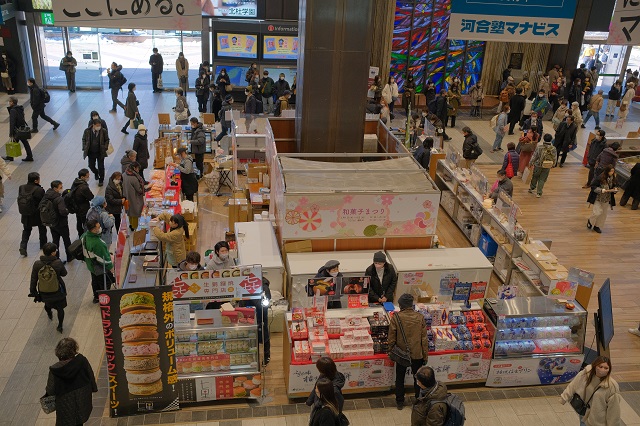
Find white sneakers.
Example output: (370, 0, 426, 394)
(629, 328, 640, 337)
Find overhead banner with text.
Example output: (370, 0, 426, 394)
(608, 1, 640, 44)
(53, 0, 202, 30)
(449, 0, 577, 44)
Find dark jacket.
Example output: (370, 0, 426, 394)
(587, 137, 607, 166)
(588, 175, 617, 207)
(306, 372, 345, 413)
(121, 154, 134, 173)
(414, 145, 431, 170)
(132, 133, 150, 169)
(43, 188, 69, 227)
(623, 163, 640, 200)
(366, 263, 398, 303)
(81, 127, 109, 160)
(30, 255, 67, 305)
(0, 57, 16, 79)
(462, 134, 481, 160)
(502, 149, 520, 174)
(19, 182, 45, 227)
(389, 309, 429, 361)
(274, 79, 291, 98)
(608, 85, 621, 101)
(596, 147, 619, 169)
(216, 72, 230, 92)
(46, 354, 97, 426)
(29, 83, 45, 110)
(411, 382, 449, 426)
(309, 406, 339, 426)
(195, 75, 210, 97)
(107, 65, 124, 90)
(122, 168, 145, 217)
(260, 76, 275, 97)
(434, 95, 448, 122)
(190, 123, 207, 155)
(124, 91, 138, 119)
(219, 101, 232, 128)
(554, 121, 577, 151)
(490, 177, 514, 201)
(522, 117, 543, 135)
(87, 118, 108, 135)
(245, 94, 258, 115)
(314, 267, 343, 304)
(8, 104, 27, 138)
(149, 53, 164, 73)
(105, 179, 125, 216)
(508, 94, 526, 121)
(70, 178, 94, 218)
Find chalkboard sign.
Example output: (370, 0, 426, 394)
(509, 53, 524, 70)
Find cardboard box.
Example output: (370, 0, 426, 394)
(228, 198, 249, 233)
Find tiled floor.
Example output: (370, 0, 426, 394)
(0, 88, 639, 426)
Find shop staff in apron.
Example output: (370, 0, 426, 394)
(366, 251, 398, 304)
(315, 260, 343, 309)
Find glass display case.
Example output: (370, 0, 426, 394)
(615, 155, 640, 188)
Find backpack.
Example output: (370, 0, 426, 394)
(63, 187, 79, 215)
(37, 263, 59, 293)
(273, 100, 283, 117)
(261, 78, 273, 96)
(429, 392, 466, 426)
(255, 98, 264, 114)
(68, 239, 85, 261)
(119, 73, 128, 88)
(17, 187, 37, 216)
(39, 198, 58, 227)
(473, 142, 483, 157)
(490, 114, 499, 129)
(42, 89, 51, 103)
(541, 144, 556, 168)
(499, 89, 510, 103)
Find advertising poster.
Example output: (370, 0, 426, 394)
(341, 277, 370, 295)
(486, 355, 584, 387)
(98, 286, 179, 417)
(439, 271, 460, 296)
(282, 193, 440, 239)
(201, 0, 258, 18)
(452, 282, 472, 302)
(167, 266, 263, 300)
(263, 36, 299, 60)
(404, 350, 492, 385)
(307, 277, 337, 297)
(449, 0, 577, 44)
(216, 33, 258, 59)
(367, 66, 379, 98)
(608, 0, 640, 44)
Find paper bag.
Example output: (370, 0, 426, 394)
(132, 229, 147, 248)
(522, 166, 533, 185)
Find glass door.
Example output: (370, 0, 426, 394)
(152, 30, 183, 90)
(38, 26, 67, 88)
(68, 27, 104, 89)
(579, 43, 627, 92)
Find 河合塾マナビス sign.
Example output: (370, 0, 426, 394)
(449, 0, 578, 44)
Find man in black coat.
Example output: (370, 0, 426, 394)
(82, 120, 110, 186)
(462, 127, 482, 169)
(4, 96, 34, 162)
(584, 129, 607, 188)
(554, 115, 577, 167)
(508, 88, 526, 135)
(149, 48, 164, 93)
(107, 62, 126, 112)
(70, 169, 94, 238)
(366, 251, 398, 304)
(434, 90, 451, 140)
(42, 180, 73, 262)
(29, 242, 67, 332)
(18, 172, 48, 257)
(188, 117, 206, 178)
(27, 78, 59, 133)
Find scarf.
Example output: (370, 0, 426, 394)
(126, 168, 145, 188)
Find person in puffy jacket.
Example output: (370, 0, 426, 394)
(195, 70, 210, 113)
(205, 241, 234, 270)
(189, 118, 206, 178)
(43, 180, 72, 262)
(86, 196, 115, 246)
(501, 142, 520, 178)
(595, 142, 621, 176)
(307, 357, 345, 419)
(584, 130, 607, 188)
(152, 213, 188, 268)
(620, 162, 640, 210)
(461, 127, 481, 169)
(132, 126, 149, 182)
(411, 366, 448, 426)
(605, 81, 622, 117)
(82, 119, 110, 186)
(5, 96, 34, 161)
(382, 75, 399, 120)
(122, 162, 145, 231)
(107, 62, 126, 112)
(365, 251, 397, 304)
(105, 171, 125, 233)
(30, 243, 68, 333)
(70, 169, 94, 238)
(18, 172, 47, 257)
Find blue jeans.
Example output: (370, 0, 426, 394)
(493, 133, 504, 150)
(580, 416, 586, 426)
(584, 110, 600, 126)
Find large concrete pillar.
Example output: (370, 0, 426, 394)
(547, 0, 594, 70)
(295, 0, 374, 154)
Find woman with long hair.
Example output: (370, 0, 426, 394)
(560, 356, 621, 426)
(306, 357, 345, 419)
(152, 213, 189, 268)
(309, 377, 341, 426)
(587, 165, 619, 233)
(105, 171, 125, 233)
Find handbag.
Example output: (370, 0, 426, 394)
(505, 153, 514, 178)
(225, 84, 233, 92)
(157, 74, 163, 89)
(40, 394, 56, 414)
(133, 115, 144, 129)
(0, 72, 8, 78)
(388, 314, 412, 367)
(570, 386, 600, 416)
(16, 126, 32, 140)
(5, 139, 22, 158)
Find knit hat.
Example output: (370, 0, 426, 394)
(373, 251, 386, 263)
(138, 124, 146, 131)
(323, 260, 340, 270)
(91, 195, 106, 207)
(398, 293, 414, 310)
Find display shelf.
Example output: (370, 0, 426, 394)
(175, 323, 258, 333)
(493, 266, 507, 283)
(435, 172, 456, 193)
(178, 369, 258, 379)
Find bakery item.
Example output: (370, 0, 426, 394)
(128, 379, 163, 396)
(243, 380, 257, 390)
(126, 368, 163, 384)
(250, 387, 261, 397)
(252, 375, 261, 385)
(233, 386, 247, 397)
(119, 310, 158, 328)
(120, 292, 155, 314)
(121, 326, 159, 342)
(124, 356, 160, 371)
(122, 342, 160, 357)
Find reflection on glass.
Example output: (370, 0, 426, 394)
(68, 27, 102, 88)
(40, 27, 66, 87)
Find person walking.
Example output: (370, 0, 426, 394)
(306, 357, 345, 420)
(4, 96, 34, 162)
(446, 81, 462, 127)
(550, 77, 566, 113)
(605, 81, 622, 118)
(468, 81, 483, 117)
(40, 180, 73, 262)
(82, 219, 115, 302)
(120, 149, 137, 174)
(215, 95, 233, 144)
(308, 377, 343, 426)
(274, 72, 291, 99)
(70, 169, 94, 238)
(594, 142, 621, 177)
(86, 196, 115, 246)
(260, 70, 275, 114)
(174, 88, 190, 125)
(501, 142, 520, 178)
(244, 87, 259, 133)
(60, 51, 77, 92)
(29, 243, 67, 333)
(531, 90, 550, 119)
(152, 213, 189, 268)
(0, 52, 16, 94)
(149, 47, 164, 93)
(188, 117, 206, 178)
(618, 82, 635, 121)
(195, 70, 210, 113)
(528, 134, 557, 198)
(0, 157, 9, 214)
(552, 100, 570, 131)
(554, 115, 577, 167)
(107, 62, 126, 112)
(132, 125, 149, 182)
(584, 130, 607, 188)
(587, 165, 618, 233)
(105, 171, 125, 233)
(389, 293, 429, 410)
(411, 366, 449, 426)
(560, 356, 620, 426)
(382, 76, 399, 120)
(175, 52, 189, 94)
(517, 129, 540, 173)
(45, 338, 97, 425)
(403, 75, 417, 116)
(209, 88, 222, 119)
(122, 83, 139, 135)
(173, 148, 198, 201)
(87, 111, 108, 136)
(508, 88, 526, 135)
(122, 162, 145, 231)
(620, 162, 640, 210)
(82, 119, 109, 186)
(18, 172, 47, 256)
(491, 105, 510, 152)
(365, 251, 398, 304)
(434, 90, 451, 140)
(216, 68, 230, 98)
(583, 89, 604, 129)
(538, 73, 551, 96)
(27, 78, 59, 133)
(461, 127, 482, 169)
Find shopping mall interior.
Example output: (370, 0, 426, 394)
(0, 0, 639, 425)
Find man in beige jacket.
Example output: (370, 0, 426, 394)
(582, 89, 604, 130)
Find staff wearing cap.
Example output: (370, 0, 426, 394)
(365, 251, 397, 304)
(315, 260, 343, 309)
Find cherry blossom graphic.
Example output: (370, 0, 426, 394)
(297, 197, 309, 207)
(384, 220, 393, 228)
(422, 199, 433, 210)
(310, 204, 320, 213)
(380, 195, 395, 206)
(299, 210, 322, 231)
(343, 195, 354, 204)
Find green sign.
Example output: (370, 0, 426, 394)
(41, 11, 54, 25)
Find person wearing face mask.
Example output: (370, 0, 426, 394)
(584, 130, 607, 188)
(82, 219, 114, 303)
(402, 75, 417, 116)
(560, 356, 620, 426)
(27, 77, 60, 133)
(260, 70, 275, 114)
(209, 89, 222, 120)
(195, 71, 210, 113)
(86, 196, 114, 246)
(152, 213, 189, 268)
(468, 81, 484, 117)
(216, 68, 230, 98)
(87, 111, 108, 137)
(105, 172, 125, 233)
(315, 260, 343, 309)
(107, 62, 126, 112)
(175, 52, 189, 94)
(365, 251, 397, 304)
(149, 47, 164, 93)
(59, 51, 77, 92)
(172, 148, 198, 201)
(0, 52, 16, 94)
(215, 95, 233, 145)
(122, 162, 146, 231)
(552, 100, 570, 131)
(178, 251, 203, 271)
(42, 181, 73, 263)
(382, 76, 399, 120)
(531, 90, 550, 120)
(174, 88, 190, 125)
(4, 96, 34, 162)
(587, 165, 618, 234)
(122, 83, 139, 135)
(205, 241, 234, 270)
(274, 73, 290, 99)
(70, 169, 95, 238)
(132, 125, 150, 182)
(188, 117, 206, 178)
(81, 119, 110, 186)
(489, 169, 513, 202)
(246, 63, 258, 85)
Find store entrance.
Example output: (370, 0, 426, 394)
(578, 42, 626, 91)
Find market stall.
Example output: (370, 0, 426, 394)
(235, 221, 284, 294)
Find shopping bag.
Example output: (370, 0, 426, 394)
(106, 143, 114, 156)
(133, 116, 144, 129)
(5, 140, 21, 158)
(157, 74, 163, 89)
(16, 126, 32, 140)
(522, 166, 533, 185)
(225, 84, 233, 92)
(523, 99, 533, 115)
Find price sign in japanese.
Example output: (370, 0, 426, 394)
(167, 265, 263, 301)
(449, 0, 577, 44)
(608, 0, 640, 44)
(53, 0, 202, 30)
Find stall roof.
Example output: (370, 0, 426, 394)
(278, 156, 435, 193)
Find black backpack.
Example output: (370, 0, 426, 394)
(273, 100, 283, 117)
(119, 73, 127, 88)
(39, 198, 58, 227)
(255, 98, 264, 114)
(42, 89, 51, 103)
(429, 392, 466, 426)
(17, 187, 37, 216)
(68, 239, 85, 261)
(62, 187, 79, 215)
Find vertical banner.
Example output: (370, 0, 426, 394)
(609, 1, 640, 44)
(99, 286, 179, 417)
(449, 0, 577, 44)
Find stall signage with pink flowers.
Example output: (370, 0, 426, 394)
(281, 193, 440, 239)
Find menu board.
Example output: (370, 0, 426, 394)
(216, 33, 258, 59)
(167, 266, 263, 300)
(263, 35, 299, 60)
